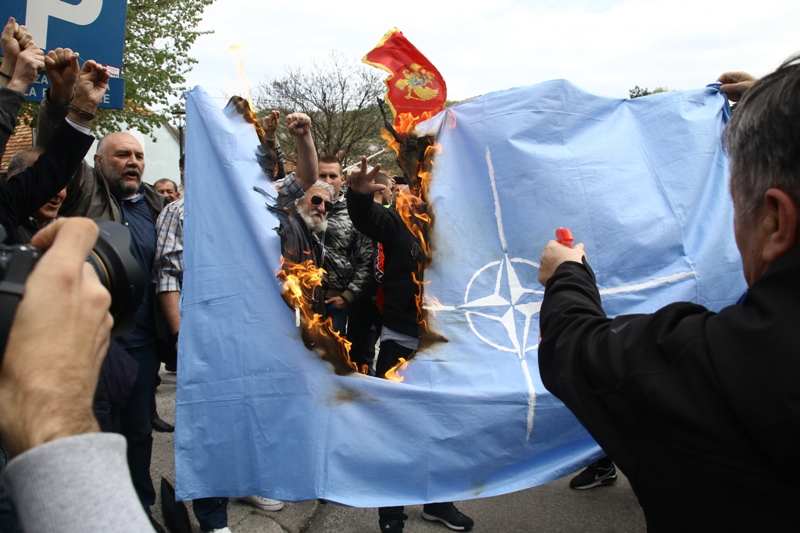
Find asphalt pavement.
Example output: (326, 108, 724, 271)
(152, 369, 646, 533)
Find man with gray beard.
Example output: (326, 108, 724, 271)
(274, 180, 335, 267)
(257, 112, 330, 267)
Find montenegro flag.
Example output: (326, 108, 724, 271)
(363, 28, 447, 133)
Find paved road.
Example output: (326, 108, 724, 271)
(152, 370, 645, 533)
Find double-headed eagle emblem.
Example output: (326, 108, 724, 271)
(395, 63, 440, 101)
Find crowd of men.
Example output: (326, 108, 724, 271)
(0, 13, 797, 533)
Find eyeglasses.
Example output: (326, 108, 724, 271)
(310, 195, 333, 212)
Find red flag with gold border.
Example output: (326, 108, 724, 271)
(363, 28, 447, 134)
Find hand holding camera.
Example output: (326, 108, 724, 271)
(0, 219, 111, 457)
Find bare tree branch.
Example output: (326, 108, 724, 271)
(255, 52, 386, 167)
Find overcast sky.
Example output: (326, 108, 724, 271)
(185, 0, 798, 103)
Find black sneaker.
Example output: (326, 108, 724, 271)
(422, 502, 474, 531)
(569, 458, 617, 490)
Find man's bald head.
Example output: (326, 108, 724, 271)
(96, 132, 143, 157)
(94, 132, 146, 198)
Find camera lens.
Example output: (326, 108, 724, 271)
(0, 222, 146, 358)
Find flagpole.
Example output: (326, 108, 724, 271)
(342, 149, 387, 172)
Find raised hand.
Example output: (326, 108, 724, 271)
(719, 71, 757, 102)
(286, 112, 312, 137)
(67, 60, 110, 126)
(45, 47, 80, 106)
(348, 157, 386, 195)
(260, 109, 280, 140)
(6, 45, 44, 94)
(0, 17, 20, 78)
(14, 24, 34, 52)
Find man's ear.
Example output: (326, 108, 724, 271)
(94, 153, 102, 167)
(761, 188, 798, 264)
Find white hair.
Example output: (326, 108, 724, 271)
(293, 180, 333, 235)
(294, 180, 335, 209)
(307, 180, 335, 197)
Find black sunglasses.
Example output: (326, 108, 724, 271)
(310, 195, 334, 212)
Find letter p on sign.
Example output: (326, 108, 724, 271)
(26, 0, 103, 50)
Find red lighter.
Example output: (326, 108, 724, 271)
(555, 227, 574, 248)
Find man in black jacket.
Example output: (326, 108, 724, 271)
(346, 161, 422, 378)
(537, 55, 800, 532)
(5, 148, 67, 243)
(36, 48, 168, 527)
(0, 21, 107, 244)
(347, 159, 474, 533)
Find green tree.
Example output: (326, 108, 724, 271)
(93, 0, 215, 135)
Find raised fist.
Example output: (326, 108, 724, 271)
(45, 48, 80, 106)
(260, 109, 280, 140)
(6, 46, 45, 94)
(69, 60, 110, 122)
(286, 112, 312, 137)
(14, 24, 35, 52)
(0, 17, 20, 76)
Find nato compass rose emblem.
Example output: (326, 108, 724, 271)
(427, 147, 695, 441)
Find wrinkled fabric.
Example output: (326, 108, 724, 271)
(175, 82, 743, 506)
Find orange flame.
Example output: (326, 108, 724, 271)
(395, 191, 431, 254)
(384, 358, 409, 382)
(395, 111, 434, 135)
(417, 143, 440, 199)
(230, 95, 266, 144)
(380, 128, 400, 156)
(276, 259, 363, 375)
(411, 271, 431, 331)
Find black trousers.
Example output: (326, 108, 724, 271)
(377, 339, 418, 522)
(120, 343, 161, 508)
(193, 497, 229, 530)
(95, 340, 139, 432)
(375, 339, 415, 379)
(347, 297, 382, 367)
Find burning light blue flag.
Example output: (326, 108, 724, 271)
(176, 81, 744, 505)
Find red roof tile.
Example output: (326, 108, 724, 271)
(1, 122, 34, 172)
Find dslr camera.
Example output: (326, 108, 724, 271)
(0, 221, 146, 355)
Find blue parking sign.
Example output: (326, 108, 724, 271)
(2, 0, 127, 109)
